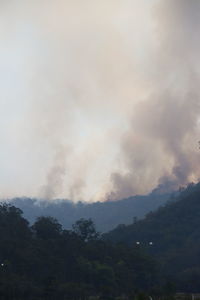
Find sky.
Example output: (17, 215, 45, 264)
(0, 0, 200, 202)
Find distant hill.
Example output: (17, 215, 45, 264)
(7, 191, 171, 232)
(104, 182, 200, 292)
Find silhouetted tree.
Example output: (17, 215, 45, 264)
(32, 216, 62, 239)
(72, 218, 100, 242)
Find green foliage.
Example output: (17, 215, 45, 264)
(105, 182, 200, 292)
(32, 216, 62, 239)
(72, 218, 100, 241)
(0, 204, 158, 299)
(3, 181, 200, 298)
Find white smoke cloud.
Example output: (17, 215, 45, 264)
(0, 0, 199, 201)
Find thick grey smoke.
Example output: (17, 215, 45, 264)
(109, 0, 200, 200)
(0, 0, 200, 201)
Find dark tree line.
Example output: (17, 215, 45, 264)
(0, 204, 164, 300)
(105, 182, 200, 293)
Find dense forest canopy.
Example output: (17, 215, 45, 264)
(1, 183, 200, 299)
(105, 182, 200, 292)
(0, 204, 160, 300)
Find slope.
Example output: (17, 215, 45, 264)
(104, 182, 200, 292)
(8, 191, 170, 232)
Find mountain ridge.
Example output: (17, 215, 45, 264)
(104, 182, 200, 292)
(3, 190, 172, 232)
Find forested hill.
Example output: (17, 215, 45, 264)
(104, 182, 200, 291)
(8, 191, 170, 232)
(0, 204, 161, 299)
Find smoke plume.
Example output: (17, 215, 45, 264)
(109, 0, 200, 199)
(0, 0, 200, 201)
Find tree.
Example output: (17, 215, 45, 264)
(72, 218, 100, 242)
(32, 216, 62, 240)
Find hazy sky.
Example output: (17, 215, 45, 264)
(0, 0, 200, 202)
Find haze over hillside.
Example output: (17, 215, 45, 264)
(8, 189, 172, 232)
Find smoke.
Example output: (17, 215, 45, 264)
(39, 145, 69, 200)
(0, 0, 200, 201)
(109, 0, 200, 200)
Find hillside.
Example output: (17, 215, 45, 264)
(7, 191, 171, 232)
(0, 204, 159, 299)
(104, 182, 200, 292)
